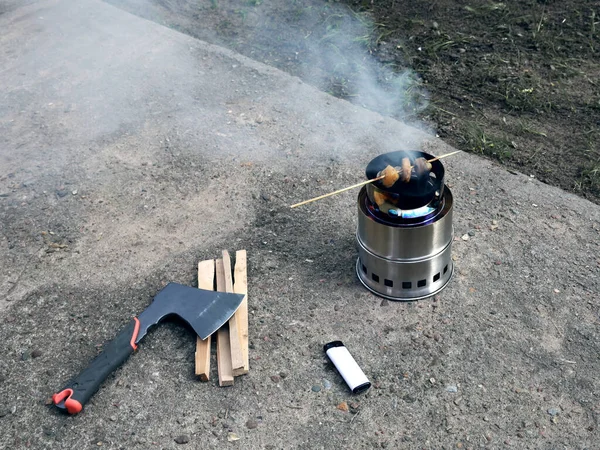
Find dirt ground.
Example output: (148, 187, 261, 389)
(106, 0, 600, 204)
(1, 1, 599, 449)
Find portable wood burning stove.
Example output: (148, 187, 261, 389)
(356, 150, 454, 301)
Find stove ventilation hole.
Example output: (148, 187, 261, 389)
(384, 279, 393, 287)
(417, 279, 426, 287)
(402, 281, 412, 289)
(433, 273, 441, 282)
(443, 265, 448, 274)
(372, 273, 380, 283)
(362, 264, 367, 274)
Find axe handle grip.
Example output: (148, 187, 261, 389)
(52, 318, 140, 414)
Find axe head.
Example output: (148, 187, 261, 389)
(136, 283, 244, 341)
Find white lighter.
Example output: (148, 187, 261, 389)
(324, 341, 371, 394)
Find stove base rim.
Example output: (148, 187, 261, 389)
(355, 258, 454, 302)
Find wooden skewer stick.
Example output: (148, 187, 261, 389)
(425, 150, 461, 163)
(289, 150, 461, 209)
(290, 175, 386, 209)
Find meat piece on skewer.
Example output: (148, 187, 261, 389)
(379, 164, 400, 188)
(373, 190, 387, 207)
(414, 157, 433, 178)
(401, 157, 412, 183)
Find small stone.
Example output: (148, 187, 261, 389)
(468, 230, 476, 237)
(56, 189, 68, 198)
(446, 385, 458, 393)
(461, 234, 469, 241)
(323, 379, 332, 390)
(403, 394, 416, 403)
(547, 407, 560, 416)
(109, 415, 117, 422)
(492, 219, 498, 225)
(44, 398, 53, 406)
(553, 289, 560, 294)
(380, 299, 389, 307)
(270, 375, 280, 383)
(311, 385, 321, 392)
(21, 351, 31, 361)
(174, 435, 190, 444)
(0, 408, 9, 418)
(72, 190, 78, 195)
(494, 260, 502, 265)
(246, 419, 258, 429)
(227, 433, 240, 442)
(279, 371, 288, 379)
(31, 349, 43, 358)
(429, 377, 436, 384)
(337, 401, 349, 412)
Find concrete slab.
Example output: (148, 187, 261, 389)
(0, 0, 599, 448)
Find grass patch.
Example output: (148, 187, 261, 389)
(575, 162, 600, 195)
(462, 121, 513, 161)
(516, 119, 547, 138)
(500, 73, 551, 112)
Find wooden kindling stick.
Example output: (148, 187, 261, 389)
(195, 259, 215, 381)
(222, 250, 244, 377)
(215, 258, 234, 387)
(289, 150, 461, 209)
(232, 250, 249, 376)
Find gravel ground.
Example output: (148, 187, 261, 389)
(1, 1, 599, 449)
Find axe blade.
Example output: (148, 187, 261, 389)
(137, 282, 245, 341)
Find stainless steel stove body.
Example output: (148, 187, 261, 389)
(356, 151, 454, 301)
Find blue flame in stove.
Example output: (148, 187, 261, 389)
(400, 205, 436, 219)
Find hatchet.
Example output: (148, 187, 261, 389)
(52, 282, 244, 414)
